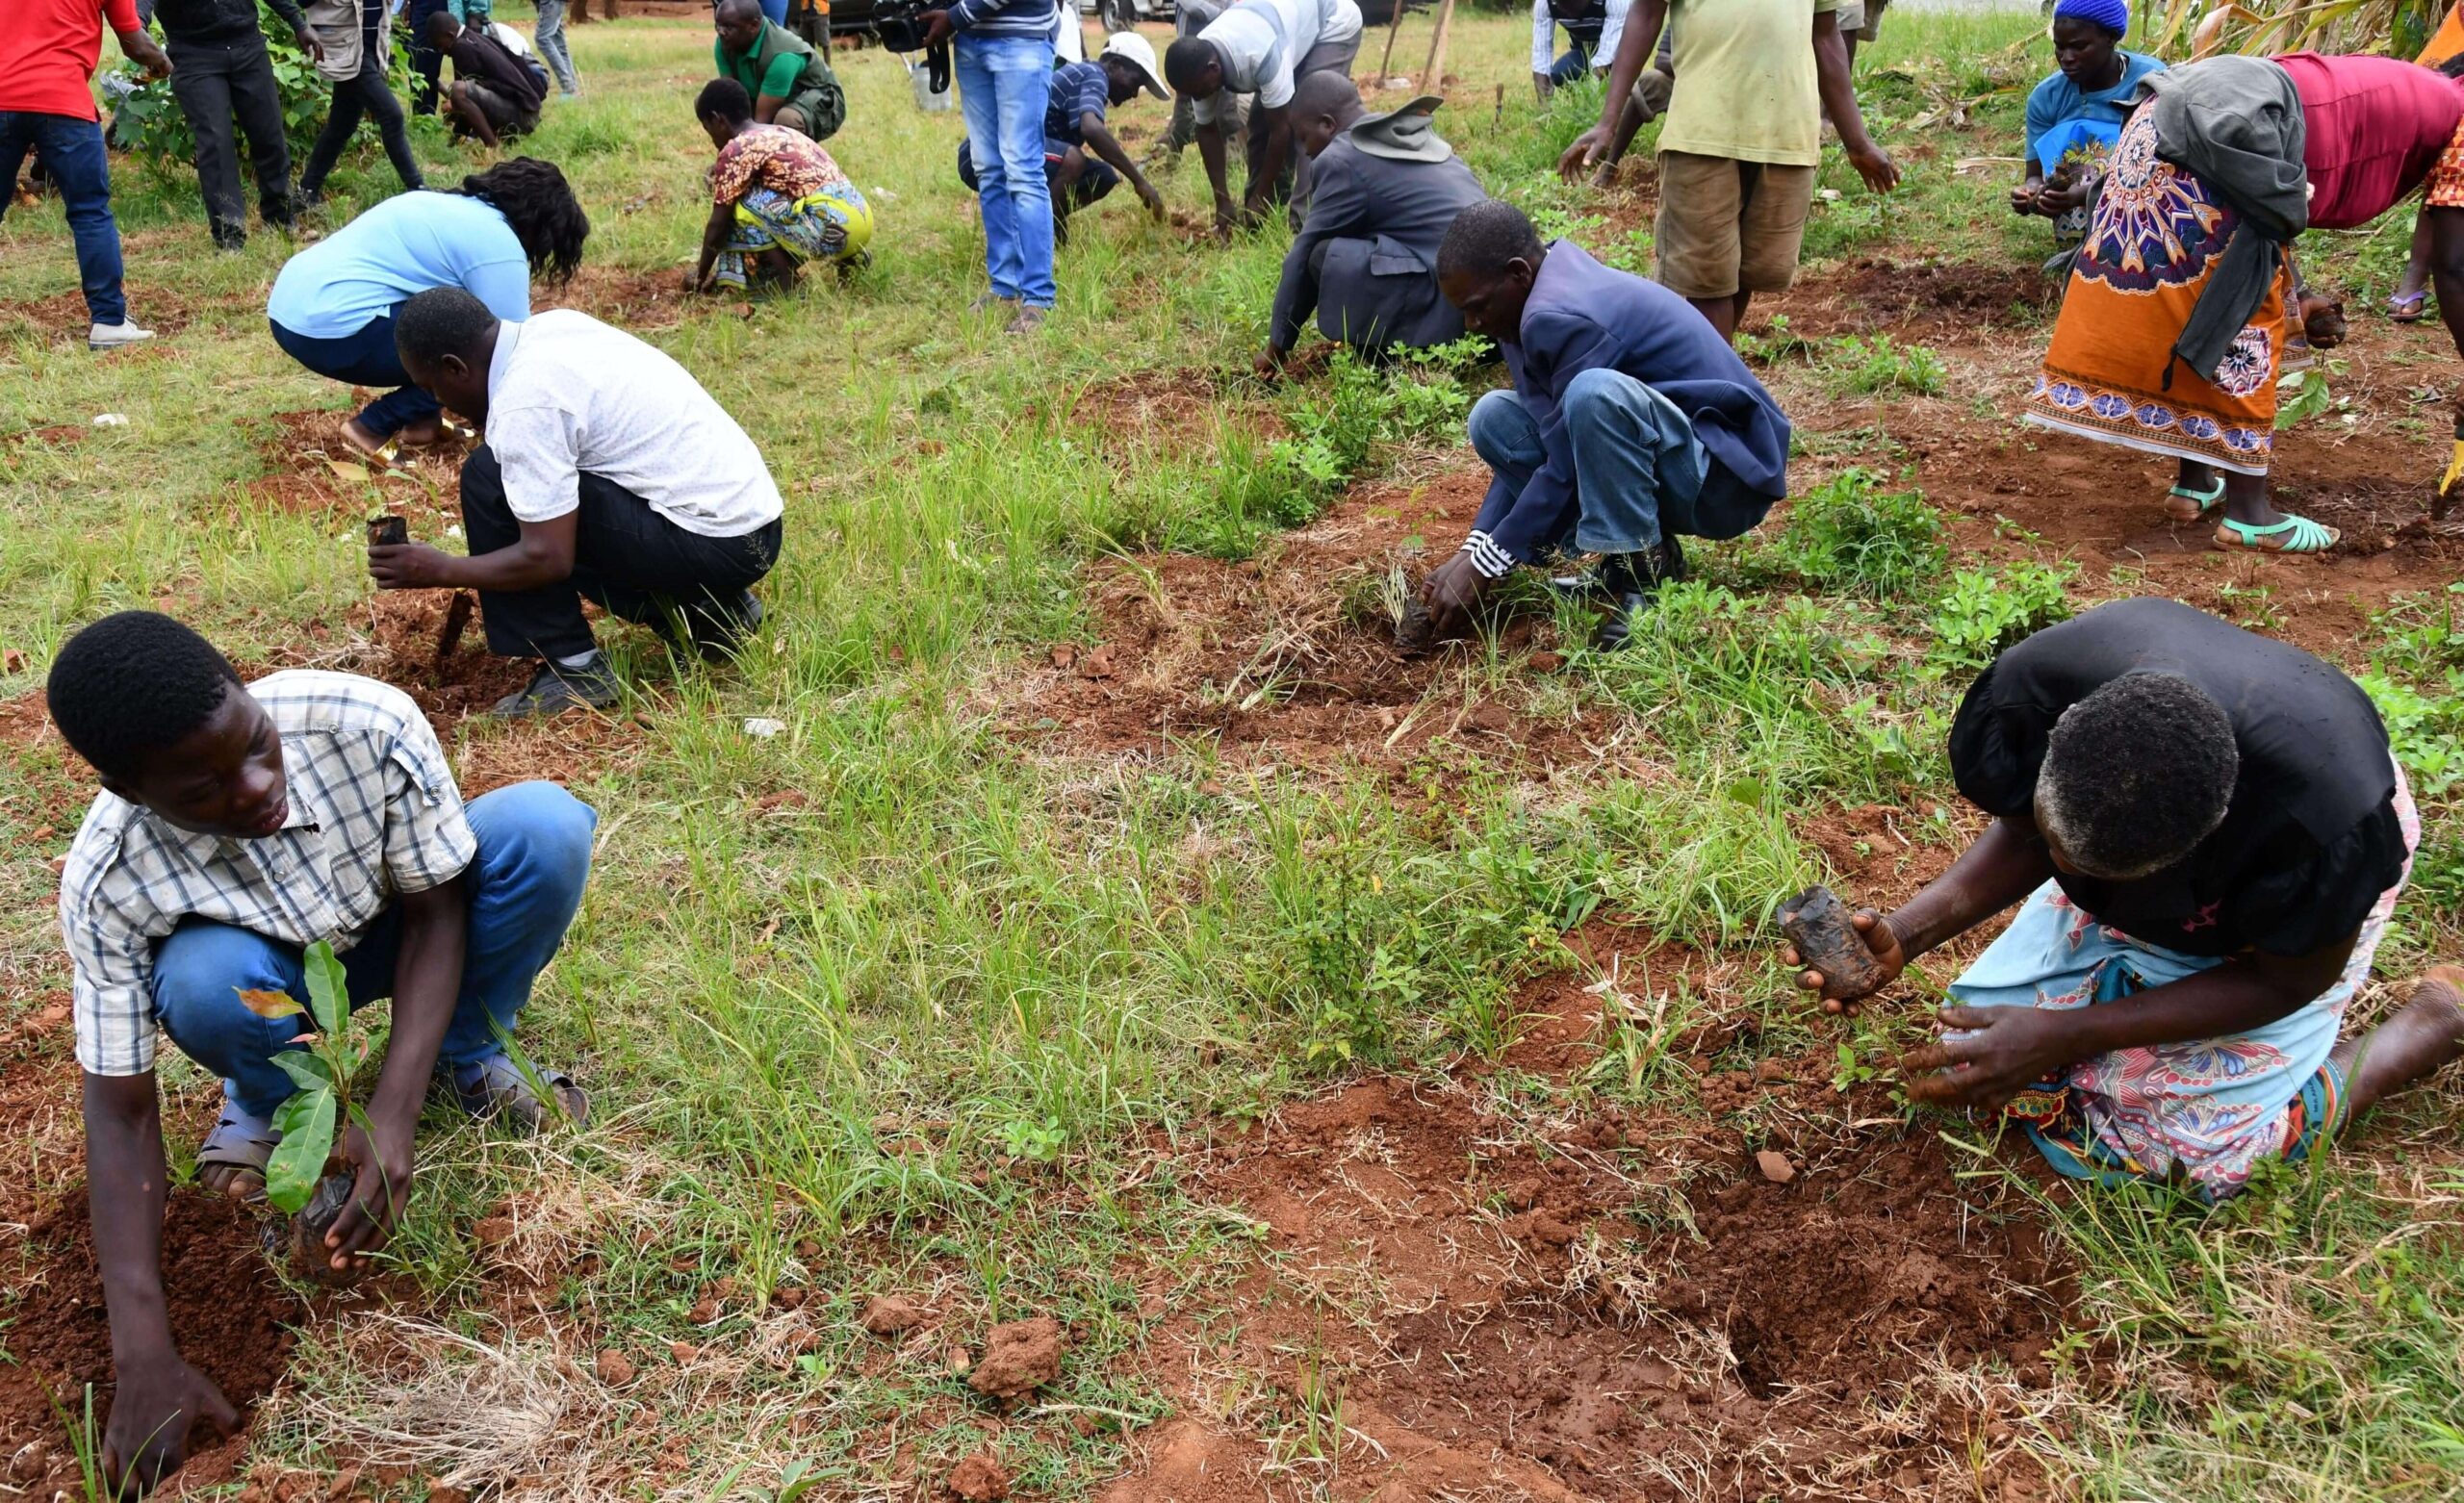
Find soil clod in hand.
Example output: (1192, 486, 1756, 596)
(366, 515, 408, 548)
(290, 1172, 357, 1281)
(1394, 597, 1436, 657)
(1779, 884, 1887, 1001)
(966, 1315, 1063, 1402)
(860, 1294, 929, 1337)
(945, 1451, 1011, 1500)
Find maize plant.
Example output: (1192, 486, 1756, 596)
(2136, 0, 2446, 60)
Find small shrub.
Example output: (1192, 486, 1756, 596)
(1752, 467, 1946, 601)
(1822, 335, 1949, 397)
(1928, 561, 2078, 669)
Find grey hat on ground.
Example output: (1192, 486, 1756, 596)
(1348, 94, 1452, 163)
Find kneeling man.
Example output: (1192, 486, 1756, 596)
(52, 611, 594, 1487)
(373, 288, 785, 717)
(1255, 79, 1486, 376)
(1424, 200, 1789, 650)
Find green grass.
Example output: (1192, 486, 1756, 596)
(4, 8, 2462, 1500)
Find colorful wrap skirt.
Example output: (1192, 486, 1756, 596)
(1948, 761, 2420, 1201)
(2023, 106, 2292, 477)
(717, 184, 874, 288)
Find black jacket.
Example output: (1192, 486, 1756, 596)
(154, 0, 308, 45)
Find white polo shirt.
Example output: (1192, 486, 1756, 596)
(482, 309, 783, 539)
(1192, 0, 1362, 122)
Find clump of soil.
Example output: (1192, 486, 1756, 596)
(860, 1294, 931, 1337)
(944, 1450, 1012, 1501)
(0, 1188, 299, 1496)
(967, 1316, 1063, 1403)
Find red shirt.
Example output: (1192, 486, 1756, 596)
(2279, 51, 2464, 230)
(0, 0, 142, 122)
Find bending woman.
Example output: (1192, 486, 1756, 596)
(269, 158, 588, 457)
(1787, 599, 2464, 1201)
(2024, 51, 2464, 553)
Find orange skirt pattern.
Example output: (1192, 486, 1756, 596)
(2024, 108, 2291, 477)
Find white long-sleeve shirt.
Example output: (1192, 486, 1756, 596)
(1530, 0, 1627, 73)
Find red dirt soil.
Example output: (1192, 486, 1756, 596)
(0, 1189, 299, 1498)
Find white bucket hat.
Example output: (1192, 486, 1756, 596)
(1101, 30, 1170, 100)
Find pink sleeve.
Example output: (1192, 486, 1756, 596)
(103, 0, 142, 32)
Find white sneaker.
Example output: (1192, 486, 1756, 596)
(88, 319, 155, 351)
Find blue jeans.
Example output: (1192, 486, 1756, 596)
(954, 32, 1057, 309)
(1548, 46, 1594, 86)
(149, 782, 596, 1119)
(1468, 369, 1771, 553)
(533, 0, 578, 94)
(270, 314, 445, 439)
(0, 112, 127, 325)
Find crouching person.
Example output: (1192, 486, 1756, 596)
(372, 289, 784, 718)
(51, 611, 593, 1489)
(1423, 200, 1788, 650)
(1787, 599, 2464, 1201)
(1253, 80, 1486, 377)
(692, 79, 873, 293)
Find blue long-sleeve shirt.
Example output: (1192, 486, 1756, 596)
(1465, 241, 1790, 570)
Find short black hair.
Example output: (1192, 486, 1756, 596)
(48, 612, 244, 782)
(2037, 672, 2240, 879)
(697, 77, 754, 125)
(458, 158, 589, 285)
(1436, 198, 1539, 281)
(394, 287, 499, 371)
(1163, 38, 1219, 93)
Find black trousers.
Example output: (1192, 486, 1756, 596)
(166, 35, 293, 238)
(300, 0, 422, 193)
(460, 445, 783, 661)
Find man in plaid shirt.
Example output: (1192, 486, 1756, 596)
(48, 612, 595, 1491)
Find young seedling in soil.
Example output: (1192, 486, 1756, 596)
(1778, 884, 1887, 1002)
(235, 939, 374, 1281)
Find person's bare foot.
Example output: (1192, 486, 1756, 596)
(2333, 966, 2464, 1121)
(338, 417, 388, 458)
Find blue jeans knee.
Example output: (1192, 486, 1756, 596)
(151, 920, 319, 1119)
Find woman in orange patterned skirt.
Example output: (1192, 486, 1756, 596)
(2024, 51, 2464, 553)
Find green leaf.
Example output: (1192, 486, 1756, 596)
(264, 1087, 337, 1214)
(273, 1051, 334, 1094)
(302, 940, 349, 1038)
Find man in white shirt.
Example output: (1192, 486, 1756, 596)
(1162, 0, 1361, 236)
(371, 287, 786, 718)
(1530, 0, 1627, 101)
(48, 611, 594, 1490)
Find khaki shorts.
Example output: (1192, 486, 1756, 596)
(1627, 64, 1674, 124)
(1653, 151, 1816, 300)
(1835, 0, 1886, 41)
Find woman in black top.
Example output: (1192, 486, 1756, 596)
(1787, 599, 2461, 1199)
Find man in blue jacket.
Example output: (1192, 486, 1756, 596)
(1424, 200, 1790, 650)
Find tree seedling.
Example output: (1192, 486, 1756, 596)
(235, 940, 372, 1280)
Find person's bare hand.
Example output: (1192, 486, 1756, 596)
(1136, 180, 1167, 221)
(919, 8, 953, 44)
(367, 541, 454, 590)
(322, 1119, 413, 1271)
(1252, 345, 1284, 381)
(1897, 1005, 2069, 1111)
(1782, 908, 1906, 1017)
(2009, 183, 2042, 217)
(104, 1354, 237, 1496)
(1556, 125, 1605, 183)
(1419, 551, 1491, 640)
(295, 27, 324, 62)
(1846, 140, 1899, 193)
(2301, 296, 2348, 349)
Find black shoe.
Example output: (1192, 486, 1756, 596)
(212, 225, 245, 253)
(1590, 538, 1685, 653)
(491, 657, 621, 719)
(297, 186, 325, 211)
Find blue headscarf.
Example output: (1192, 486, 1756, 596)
(2051, 0, 2129, 34)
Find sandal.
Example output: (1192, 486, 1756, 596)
(196, 1103, 281, 1203)
(2388, 290, 2429, 324)
(2215, 513, 2340, 554)
(2165, 475, 2227, 522)
(441, 1052, 590, 1132)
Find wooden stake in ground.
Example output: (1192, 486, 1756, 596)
(1420, 0, 1455, 93)
(1376, 0, 1408, 84)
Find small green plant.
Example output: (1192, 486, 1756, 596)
(1822, 335, 1949, 397)
(2274, 365, 2342, 429)
(1928, 561, 2078, 669)
(994, 1116, 1067, 1163)
(2215, 580, 2285, 632)
(1752, 467, 1947, 600)
(1735, 313, 1812, 367)
(235, 940, 370, 1219)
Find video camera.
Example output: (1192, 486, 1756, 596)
(873, 0, 951, 95)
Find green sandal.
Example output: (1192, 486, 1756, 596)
(2165, 475, 2227, 522)
(2215, 514, 2340, 554)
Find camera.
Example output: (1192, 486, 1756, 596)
(874, 0, 932, 53)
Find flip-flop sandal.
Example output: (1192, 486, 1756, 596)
(442, 1053, 590, 1132)
(2388, 291, 2429, 324)
(2215, 513, 2340, 554)
(2165, 475, 2228, 522)
(196, 1105, 281, 1203)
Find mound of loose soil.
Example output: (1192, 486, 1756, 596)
(1762, 258, 2055, 338)
(0, 1188, 299, 1495)
(968, 1316, 1063, 1403)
